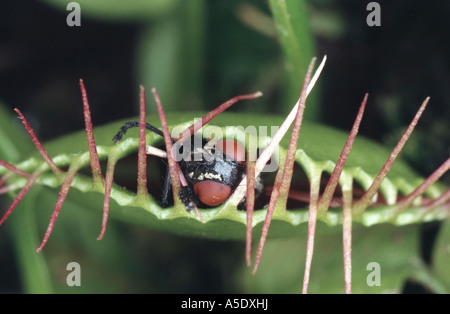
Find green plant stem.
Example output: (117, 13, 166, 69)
(137, 0, 205, 113)
(9, 187, 54, 294)
(179, 0, 205, 106)
(0, 103, 52, 293)
(268, 0, 318, 119)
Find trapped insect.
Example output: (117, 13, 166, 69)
(111, 120, 263, 209)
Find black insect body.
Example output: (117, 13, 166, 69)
(113, 121, 252, 210)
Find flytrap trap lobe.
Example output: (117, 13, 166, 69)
(0, 56, 449, 293)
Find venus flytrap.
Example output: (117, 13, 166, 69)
(0, 58, 448, 293)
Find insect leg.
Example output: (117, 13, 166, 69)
(160, 165, 172, 208)
(179, 185, 201, 211)
(113, 121, 164, 143)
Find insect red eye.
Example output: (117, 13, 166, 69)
(216, 139, 246, 165)
(194, 180, 232, 206)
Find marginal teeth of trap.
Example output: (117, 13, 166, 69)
(146, 145, 167, 158)
(228, 56, 327, 208)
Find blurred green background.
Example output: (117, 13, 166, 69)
(0, 0, 448, 293)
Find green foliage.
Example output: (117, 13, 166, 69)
(42, 0, 180, 21)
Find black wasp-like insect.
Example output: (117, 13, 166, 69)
(112, 121, 261, 210)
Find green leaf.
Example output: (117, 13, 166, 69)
(238, 224, 421, 293)
(40, 0, 179, 21)
(1, 111, 446, 243)
(432, 220, 450, 293)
